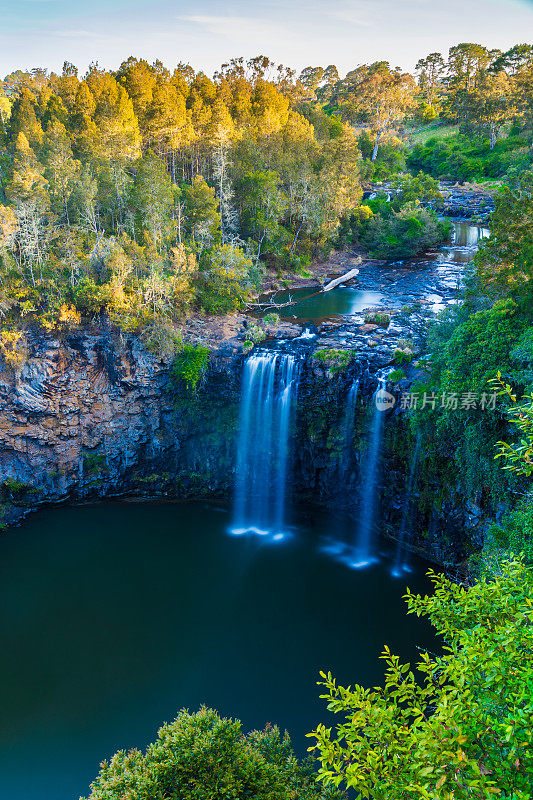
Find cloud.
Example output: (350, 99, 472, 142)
(50, 28, 125, 43)
(178, 14, 286, 41)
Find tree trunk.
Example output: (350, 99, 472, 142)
(371, 129, 383, 162)
(289, 220, 304, 256)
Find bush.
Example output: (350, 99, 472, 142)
(311, 558, 533, 799)
(389, 368, 405, 381)
(394, 348, 413, 365)
(364, 312, 390, 328)
(197, 244, 259, 314)
(73, 277, 112, 317)
(313, 348, 354, 374)
(246, 323, 266, 344)
(170, 343, 210, 392)
(0, 329, 26, 370)
(82, 707, 344, 800)
(488, 499, 533, 564)
(407, 132, 532, 182)
(362, 207, 449, 260)
(263, 312, 280, 325)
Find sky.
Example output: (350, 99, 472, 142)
(1, 0, 532, 79)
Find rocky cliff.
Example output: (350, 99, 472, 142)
(0, 324, 485, 567)
(0, 329, 242, 527)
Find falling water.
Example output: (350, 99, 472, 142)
(353, 378, 387, 567)
(340, 379, 359, 477)
(391, 434, 422, 577)
(232, 352, 299, 536)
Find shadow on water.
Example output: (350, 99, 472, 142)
(0, 501, 436, 800)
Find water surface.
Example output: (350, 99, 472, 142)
(0, 502, 435, 800)
(264, 287, 384, 321)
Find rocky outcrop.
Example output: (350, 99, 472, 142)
(434, 184, 495, 222)
(0, 330, 241, 526)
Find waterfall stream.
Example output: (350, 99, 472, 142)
(392, 434, 422, 577)
(232, 352, 299, 537)
(340, 378, 360, 479)
(352, 378, 387, 567)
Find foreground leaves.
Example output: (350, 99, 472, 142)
(309, 558, 533, 799)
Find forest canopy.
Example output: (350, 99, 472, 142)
(0, 43, 531, 347)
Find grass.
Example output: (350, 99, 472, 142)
(408, 123, 459, 145)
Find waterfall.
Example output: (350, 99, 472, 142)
(232, 352, 299, 537)
(353, 378, 386, 567)
(340, 379, 359, 477)
(392, 434, 422, 577)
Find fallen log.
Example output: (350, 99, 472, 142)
(322, 259, 361, 292)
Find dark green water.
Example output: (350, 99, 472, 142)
(261, 287, 384, 320)
(0, 502, 435, 800)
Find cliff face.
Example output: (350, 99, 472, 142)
(0, 330, 240, 525)
(0, 328, 484, 566)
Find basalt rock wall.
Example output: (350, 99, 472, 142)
(0, 330, 482, 565)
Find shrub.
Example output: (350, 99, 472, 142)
(393, 348, 413, 365)
(310, 558, 533, 799)
(364, 312, 390, 328)
(362, 207, 449, 260)
(389, 368, 405, 382)
(197, 244, 259, 314)
(0, 329, 26, 370)
(170, 343, 210, 392)
(313, 348, 354, 374)
(263, 312, 280, 325)
(82, 706, 344, 800)
(73, 278, 112, 317)
(246, 323, 266, 344)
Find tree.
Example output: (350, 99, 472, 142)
(310, 558, 533, 799)
(8, 88, 43, 149)
(445, 43, 498, 123)
(41, 119, 80, 222)
(340, 63, 416, 161)
(197, 243, 258, 313)
(469, 71, 514, 148)
(130, 151, 174, 250)
(474, 173, 533, 302)
(492, 44, 533, 76)
(182, 175, 221, 250)
(416, 52, 446, 109)
(5, 132, 48, 208)
(236, 170, 286, 258)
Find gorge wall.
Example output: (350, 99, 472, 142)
(0, 327, 484, 566)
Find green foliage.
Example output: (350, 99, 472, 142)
(0, 57, 365, 333)
(364, 312, 390, 327)
(83, 453, 107, 474)
(263, 312, 280, 325)
(493, 375, 533, 477)
(390, 171, 443, 207)
(1, 479, 30, 497)
(83, 706, 344, 800)
(170, 343, 210, 393)
(474, 176, 533, 305)
(197, 244, 259, 314)
(488, 500, 533, 564)
(362, 207, 449, 260)
(313, 348, 354, 374)
(310, 558, 533, 800)
(393, 348, 414, 365)
(407, 133, 532, 182)
(389, 368, 406, 381)
(246, 323, 266, 344)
